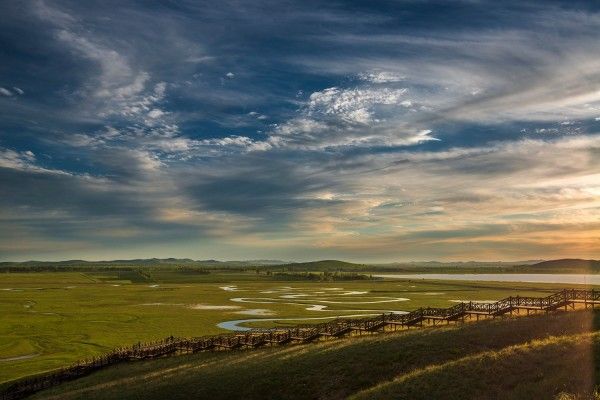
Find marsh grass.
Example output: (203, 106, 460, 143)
(1, 271, 598, 384)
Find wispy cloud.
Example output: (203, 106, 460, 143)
(358, 71, 405, 83)
(0, 148, 36, 169)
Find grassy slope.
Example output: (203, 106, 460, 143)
(31, 311, 600, 400)
(353, 334, 597, 400)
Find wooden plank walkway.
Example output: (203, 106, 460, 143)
(2, 288, 600, 400)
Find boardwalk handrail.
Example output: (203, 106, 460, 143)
(2, 288, 600, 400)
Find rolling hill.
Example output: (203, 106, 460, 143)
(523, 259, 600, 272)
(268, 259, 368, 271)
(28, 311, 600, 400)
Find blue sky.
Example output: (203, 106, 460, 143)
(0, 0, 599, 261)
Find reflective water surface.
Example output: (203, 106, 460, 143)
(374, 273, 600, 285)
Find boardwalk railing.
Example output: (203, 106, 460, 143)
(2, 288, 599, 400)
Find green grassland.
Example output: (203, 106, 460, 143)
(1, 269, 598, 385)
(27, 310, 600, 400)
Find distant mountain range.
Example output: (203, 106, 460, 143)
(0, 258, 287, 268)
(1, 258, 598, 273)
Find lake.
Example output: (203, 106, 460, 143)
(374, 273, 600, 285)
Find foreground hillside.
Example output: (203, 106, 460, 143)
(30, 311, 600, 400)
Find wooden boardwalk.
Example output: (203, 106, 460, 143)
(2, 288, 600, 400)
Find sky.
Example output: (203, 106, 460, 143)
(0, 0, 599, 262)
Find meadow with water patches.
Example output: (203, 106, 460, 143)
(1, 270, 598, 384)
